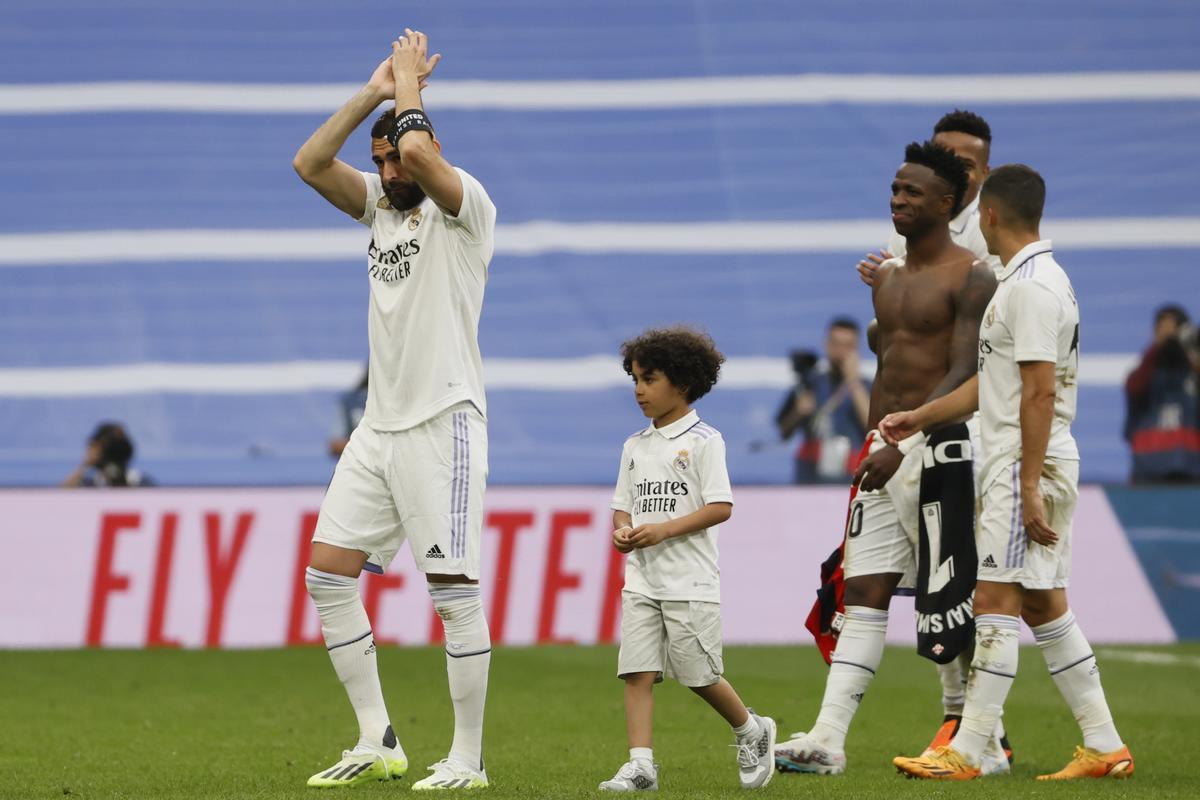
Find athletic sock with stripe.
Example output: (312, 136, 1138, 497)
(306, 567, 394, 749)
(809, 605, 888, 751)
(431, 583, 491, 771)
(954, 614, 1020, 766)
(1033, 610, 1123, 753)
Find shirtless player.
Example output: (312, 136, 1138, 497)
(775, 141, 999, 775)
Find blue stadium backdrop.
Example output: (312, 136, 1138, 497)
(1, 0, 1199, 486)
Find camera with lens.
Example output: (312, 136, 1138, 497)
(89, 422, 134, 484)
(788, 349, 820, 390)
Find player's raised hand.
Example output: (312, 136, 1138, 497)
(612, 526, 634, 554)
(1021, 485, 1059, 546)
(878, 411, 922, 446)
(367, 57, 397, 100)
(853, 443, 903, 492)
(391, 29, 442, 89)
(856, 249, 893, 287)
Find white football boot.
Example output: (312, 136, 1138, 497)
(773, 730, 846, 775)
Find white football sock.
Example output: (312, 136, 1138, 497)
(937, 653, 968, 716)
(630, 746, 654, 768)
(1032, 611, 1123, 753)
(953, 614, 1020, 765)
(809, 606, 888, 751)
(732, 714, 760, 741)
(431, 584, 491, 771)
(306, 567, 394, 749)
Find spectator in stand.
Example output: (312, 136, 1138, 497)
(62, 422, 154, 487)
(775, 318, 871, 484)
(329, 367, 369, 458)
(1124, 304, 1200, 482)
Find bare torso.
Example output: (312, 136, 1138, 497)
(869, 244, 978, 428)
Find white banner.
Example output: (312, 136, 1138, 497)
(0, 487, 1173, 648)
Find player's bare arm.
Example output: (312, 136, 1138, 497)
(627, 502, 732, 549)
(854, 339, 901, 492)
(922, 258, 997, 406)
(1018, 360, 1059, 545)
(879, 374, 979, 446)
(389, 29, 464, 216)
(293, 59, 400, 218)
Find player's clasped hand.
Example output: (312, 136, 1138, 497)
(1021, 485, 1059, 546)
(612, 526, 634, 553)
(853, 444, 904, 492)
(627, 523, 672, 548)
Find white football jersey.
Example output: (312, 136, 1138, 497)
(611, 410, 734, 603)
(976, 239, 1080, 491)
(888, 194, 1003, 275)
(355, 168, 496, 431)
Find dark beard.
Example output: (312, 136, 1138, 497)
(385, 182, 426, 212)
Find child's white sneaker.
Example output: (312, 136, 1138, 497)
(599, 759, 659, 791)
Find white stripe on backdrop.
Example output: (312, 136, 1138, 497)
(2, 217, 1199, 266)
(0, 354, 1137, 397)
(3, 72, 1200, 114)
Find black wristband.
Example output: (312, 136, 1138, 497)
(387, 108, 433, 149)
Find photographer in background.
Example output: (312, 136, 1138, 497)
(775, 317, 871, 484)
(1124, 304, 1200, 482)
(62, 422, 154, 487)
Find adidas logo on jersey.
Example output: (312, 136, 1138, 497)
(981, 554, 997, 568)
(426, 545, 445, 559)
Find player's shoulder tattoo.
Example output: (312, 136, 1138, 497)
(957, 258, 998, 321)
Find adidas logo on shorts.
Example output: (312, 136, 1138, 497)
(982, 554, 997, 568)
(426, 545, 446, 559)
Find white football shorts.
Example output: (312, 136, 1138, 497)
(617, 590, 724, 688)
(843, 418, 981, 588)
(313, 401, 487, 578)
(976, 457, 1078, 589)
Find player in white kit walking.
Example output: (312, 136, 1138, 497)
(882, 165, 1134, 781)
(292, 29, 496, 790)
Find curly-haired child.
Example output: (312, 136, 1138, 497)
(599, 325, 777, 792)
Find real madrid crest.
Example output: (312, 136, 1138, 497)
(984, 305, 995, 328)
(408, 208, 422, 230)
(673, 449, 690, 471)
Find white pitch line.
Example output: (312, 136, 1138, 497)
(0, 353, 1136, 397)
(2, 218, 1199, 267)
(1096, 649, 1200, 668)
(3, 72, 1200, 114)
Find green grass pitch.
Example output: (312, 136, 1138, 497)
(3, 643, 1198, 799)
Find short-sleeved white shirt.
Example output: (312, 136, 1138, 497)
(355, 167, 496, 431)
(611, 410, 734, 603)
(888, 195, 1003, 275)
(977, 239, 1080, 490)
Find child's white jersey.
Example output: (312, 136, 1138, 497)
(611, 411, 733, 603)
